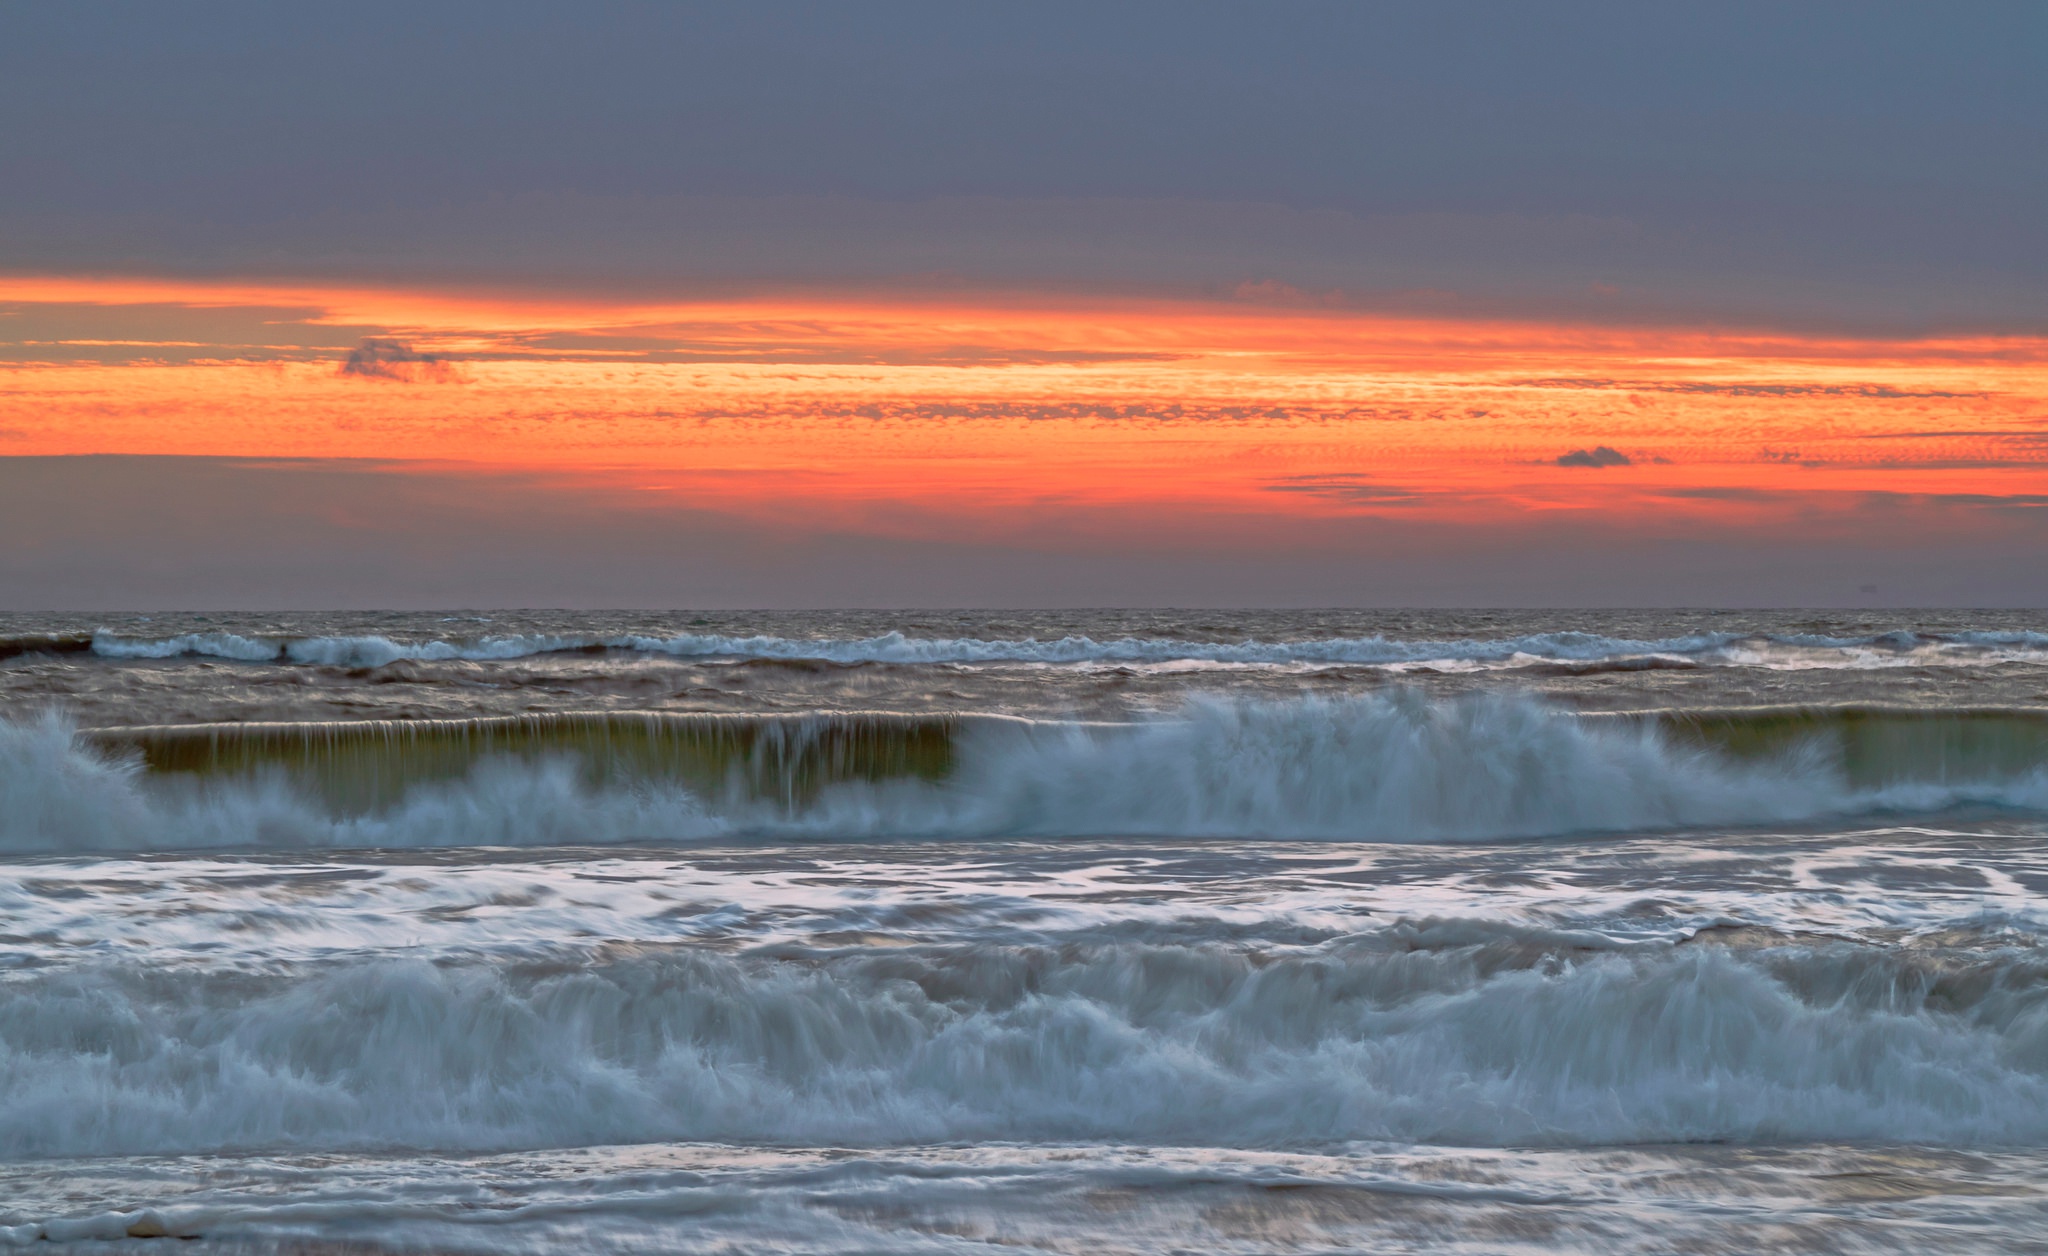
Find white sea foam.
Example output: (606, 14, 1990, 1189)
(863, 694, 1833, 840)
(3, 696, 2045, 854)
(3, 936, 2047, 1159)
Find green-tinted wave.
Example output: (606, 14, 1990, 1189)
(86, 712, 977, 814)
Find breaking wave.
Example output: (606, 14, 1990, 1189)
(4, 694, 2045, 853)
(6, 931, 2048, 1158)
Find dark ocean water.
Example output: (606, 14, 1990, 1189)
(4, 610, 2048, 1252)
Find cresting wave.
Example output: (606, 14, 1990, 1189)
(4, 695, 2046, 853)
(67, 626, 2048, 669)
(7, 929, 2048, 1157)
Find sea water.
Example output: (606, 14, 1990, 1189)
(3, 609, 2048, 1252)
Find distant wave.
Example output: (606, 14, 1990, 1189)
(7, 696, 2046, 854)
(75, 626, 2048, 670)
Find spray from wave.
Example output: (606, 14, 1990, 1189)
(5, 694, 2045, 854)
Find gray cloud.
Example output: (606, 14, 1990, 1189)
(1557, 446, 1632, 468)
(339, 339, 455, 382)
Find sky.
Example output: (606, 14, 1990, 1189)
(2, 2, 2044, 608)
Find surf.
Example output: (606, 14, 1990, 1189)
(5, 932, 2048, 1159)
(2, 694, 2043, 853)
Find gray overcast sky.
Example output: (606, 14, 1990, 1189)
(4, 1, 2043, 329)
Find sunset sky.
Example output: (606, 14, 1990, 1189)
(3, 3, 2043, 607)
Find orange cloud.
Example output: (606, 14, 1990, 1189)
(2, 274, 2043, 546)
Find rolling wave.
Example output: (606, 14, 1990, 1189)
(5, 695, 2045, 853)
(67, 626, 2048, 670)
(0, 634, 92, 662)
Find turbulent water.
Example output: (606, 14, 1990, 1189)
(5, 610, 2048, 1253)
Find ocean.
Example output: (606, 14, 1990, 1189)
(4, 609, 2048, 1253)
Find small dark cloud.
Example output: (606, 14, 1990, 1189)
(340, 338, 456, 382)
(1556, 446, 1631, 468)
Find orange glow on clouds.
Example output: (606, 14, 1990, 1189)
(3, 275, 2044, 549)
